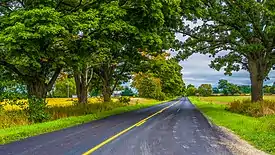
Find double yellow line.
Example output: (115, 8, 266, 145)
(82, 100, 180, 155)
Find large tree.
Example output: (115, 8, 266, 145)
(0, 0, 88, 99)
(179, 0, 275, 102)
(139, 54, 185, 97)
(198, 84, 212, 97)
(0, 6, 67, 98)
(90, 0, 182, 102)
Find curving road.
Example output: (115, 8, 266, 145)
(0, 98, 232, 155)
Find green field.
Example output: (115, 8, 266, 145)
(190, 96, 275, 154)
(198, 95, 275, 104)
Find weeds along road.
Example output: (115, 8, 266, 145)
(0, 98, 232, 155)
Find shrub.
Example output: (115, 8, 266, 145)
(118, 96, 131, 105)
(227, 99, 275, 117)
(27, 97, 50, 123)
(154, 91, 166, 101)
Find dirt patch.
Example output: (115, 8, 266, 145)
(216, 126, 268, 155)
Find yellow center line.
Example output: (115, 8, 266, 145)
(82, 100, 180, 155)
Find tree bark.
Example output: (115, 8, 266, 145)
(248, 60, 264, 102)
(27, 79, 48, 99)
(74, 72, 88, 104)
(102, 78, 111, 102)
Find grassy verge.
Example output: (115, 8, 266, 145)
(0, 100, 167, 144)
(189, 97, 275, 154)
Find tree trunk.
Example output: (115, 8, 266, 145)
(102, 79, 112, 102)
(74, 72, 88, 104)
(250, 76, 263, 102)
(248, 60, 264, 102)
(27, 79, 48, 99)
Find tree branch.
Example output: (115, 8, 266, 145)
(47, 68, 62, 91)
(0, 60, 26, 77)
(111, 62, 127, 93)
(87, 67, 94, 85)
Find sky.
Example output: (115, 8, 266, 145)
(176, 33, 275, 87)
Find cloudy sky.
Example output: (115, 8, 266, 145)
(176, 33, 275, 87)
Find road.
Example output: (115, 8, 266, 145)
(0, 98, 232, 155)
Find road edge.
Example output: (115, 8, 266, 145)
(0, 98, 177, 145)
(187, 97, 268, 155)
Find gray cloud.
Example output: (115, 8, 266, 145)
(181, 53, 275, 87)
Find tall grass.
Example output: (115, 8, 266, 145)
(0, 98, 155, 129)
(228, 99, 275, 117)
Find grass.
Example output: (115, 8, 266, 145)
(0, 98, 168, 144)
(199, 95, 275, 104)
(190, 97, 275, 154)
(0, 97, 157, 129)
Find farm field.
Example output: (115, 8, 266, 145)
(0, 97, 167, 144)
(198, 95, 275, 104)
(1, 97, 153, 111)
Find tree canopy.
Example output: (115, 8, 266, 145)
(179, 0, 275, 102)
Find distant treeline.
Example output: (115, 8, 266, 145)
(186, 79, 275, 97)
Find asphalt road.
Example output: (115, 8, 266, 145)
(0, 98, 232, 155)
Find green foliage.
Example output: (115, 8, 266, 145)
(118, 96, 130, 105)
(53, 77, 76, 98)
(218, 79, 241, 96)
(198, 84, 212, 97)
(132, 73, 166, 100)
(187, 84, 195, 89)
(0, 67, 27, 101)
(218, 80, 230, 96)
(212, 87, 219, 94)
(239, 85, 251, 94)
(228, 84, 241, 95)
(121, 87, 135, 96)
(27, 97, 50, 123)
(179, 0, 275, 102)
(137, 54, 185, 98)
(186, 86, 197, 96)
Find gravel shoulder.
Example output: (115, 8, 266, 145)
(216, 126, 268, 155)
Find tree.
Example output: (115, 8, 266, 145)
(186, 86, 197, 96)
(121, 87, 135, 96)
(228, 84, 241, 95)
(179, 0, 275, 102)
(0, 6, 67, 99)
(212, 87, 219, 94)
(132, 73, 165, 100)
(263, 85, 271, 94)
(187, 84, 195, 89)
(198, 84, 212, 97)
(218, 80, 230, 96)
(141, 54, 185, 97)
(239, 85, 251, 94)
(53, 75, 76, 98)
(270, 82, 275, 94)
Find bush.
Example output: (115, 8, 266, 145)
(27, 97, 50, 123)
(118, 96, 131, 105)
(154, 91, 166, 101)
(227, 99, 275, 117)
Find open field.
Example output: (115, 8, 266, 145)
(198, 95, 275, 104)
(0, 97, 160, 129)
(1, 97, 151, 111)
(190, 97, 275, 154)
(0, 97, 169, 144)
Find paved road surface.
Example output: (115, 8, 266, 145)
(0, 98, 232, 155)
